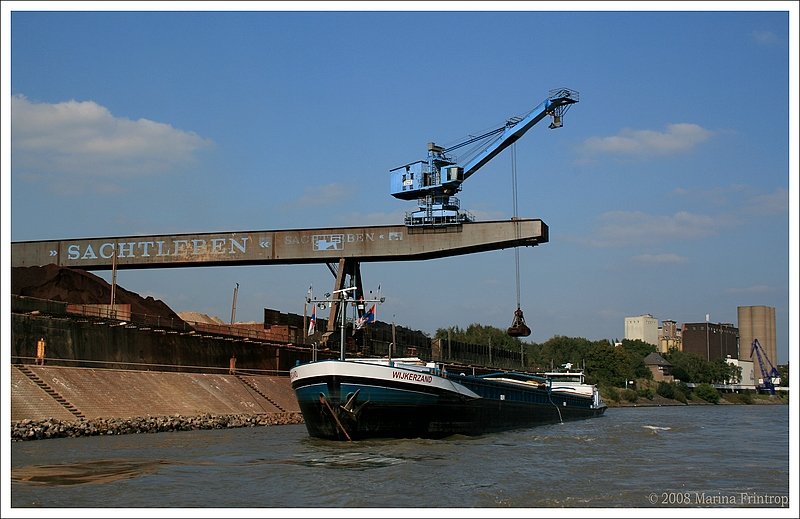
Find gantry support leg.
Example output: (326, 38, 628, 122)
(320, 258, 362, 347)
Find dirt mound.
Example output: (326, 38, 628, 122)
(11, 264, 182, 321)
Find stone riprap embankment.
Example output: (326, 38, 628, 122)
(12, 412, 304, 441)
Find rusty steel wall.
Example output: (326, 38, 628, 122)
(10, 312, 323, 375)
(11, 219, 547, 270)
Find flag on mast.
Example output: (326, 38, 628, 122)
(365, 304, 376, 324)
(308, 305, 316, 335)
(356, 304, 376, 330)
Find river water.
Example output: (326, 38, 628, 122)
(6, 405, 794, 516)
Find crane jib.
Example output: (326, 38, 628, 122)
(389, 88, 579, 227)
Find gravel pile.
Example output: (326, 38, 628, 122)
(11, 413, 305, 441)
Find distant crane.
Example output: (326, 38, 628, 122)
(389, 88, 579, 227)
(749, 338, 781, 394)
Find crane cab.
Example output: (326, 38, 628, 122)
(389, 143, 464, 201)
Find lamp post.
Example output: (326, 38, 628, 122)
(110, 242, 118, 318)
(230, 283, 239, 325)
(339, 291, 347, 361)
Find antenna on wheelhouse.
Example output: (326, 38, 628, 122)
(332, 286, 357, 361)
(307, 286, 384, 361)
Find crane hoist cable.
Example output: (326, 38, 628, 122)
(507, 142, 531, 338)
(512, 142, 521, 307)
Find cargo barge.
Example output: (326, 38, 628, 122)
(290, 357, 606, 441)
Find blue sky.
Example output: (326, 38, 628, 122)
(3, 2, 797, 364)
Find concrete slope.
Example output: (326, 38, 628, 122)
(11, 366, 300, 421)
(10, 368, 78, 422)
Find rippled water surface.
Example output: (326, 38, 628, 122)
(10, 405, 792, 512)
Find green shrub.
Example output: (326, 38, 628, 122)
(657, 381, 675, 399)
(622, 388, 638, 403)
(695, 383, 720, 404)
(729, 391, 754, 404)
(600, 385, 620, 403)
(637, 388, 655, 400)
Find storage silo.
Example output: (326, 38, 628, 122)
(737, 305, 777, 365)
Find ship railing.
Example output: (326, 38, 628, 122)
(476, 371, 550, 384)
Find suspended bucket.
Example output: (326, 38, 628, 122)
(507, 324, 531, 338)
(507, 308, 531, 337)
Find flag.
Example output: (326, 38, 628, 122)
(364, 304, 376, 324)
(308, 305, 316, 335)
(706, 313, 710, 322)
(355, 304, 376, 330)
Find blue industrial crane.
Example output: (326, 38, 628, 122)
(389, 88, 579, 227)
(750, 338, 781, 395)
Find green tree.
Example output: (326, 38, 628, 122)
(619, 339, 655, 381)
(778, 364, 789, 387)
(583, 341, 630, 387)
(526, 335, 596, 372)
(665, 350, 714, 383)
(710, 358, 740, 384)
(435, 323, 523, 351)
(621, 339, 657, 358)
(664, 350, 741, 384)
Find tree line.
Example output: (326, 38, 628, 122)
(434, 323, 789, 391)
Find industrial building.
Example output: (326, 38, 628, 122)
(625, 305, 778, 365)
(681, 321, 739, 361)
(658, 319, 681, 353)
(623, 314, 659, 346)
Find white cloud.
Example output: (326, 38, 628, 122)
(751, 30, 779, 46)
(581, 123, 713, 158)
(670, 184, 747, 206)
(291, 183, 353, 209)
(340, 210, 406, 227)
(671, 185, 788, 216)
(726, 284, 777, 295)
(587, 210, 720, 247)
(743, 188, 789, 216)
(11, 95, 213, 193)
(631, 253, 688, 265)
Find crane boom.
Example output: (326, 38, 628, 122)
(390, 88, 579, 227)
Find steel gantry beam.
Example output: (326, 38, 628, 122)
(12, 218, 548, 341)
(11, 219, 548, 270)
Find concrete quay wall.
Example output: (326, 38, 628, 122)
(10, 365, 303, 440)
